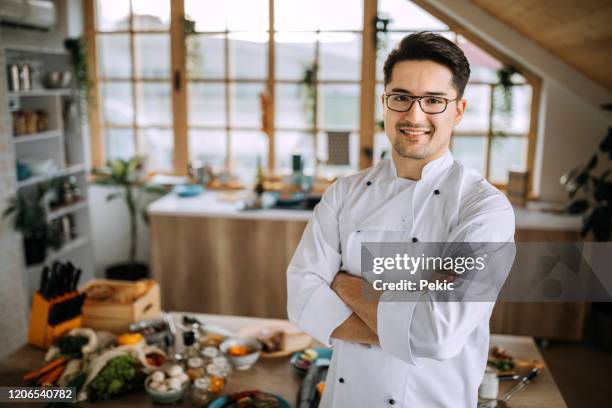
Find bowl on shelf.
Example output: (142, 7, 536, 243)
(43, 71, 72, 89)
(219, 337, 262, 370)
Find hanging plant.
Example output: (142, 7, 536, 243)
(496, 65, 518, 115)
(374, 15, 392, 57)
(64, 37, 93, 105)
(182, 16, 203, 77)
(299, 62, 318, 134)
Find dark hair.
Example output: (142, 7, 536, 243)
(383, 32, 471, 98)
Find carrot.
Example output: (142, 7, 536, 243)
(39, 365, 65, 386)
(22, 357, 66, 382)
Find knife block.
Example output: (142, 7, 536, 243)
(28, 291, 84, 349)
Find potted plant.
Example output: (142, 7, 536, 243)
(3, 181, 63, 266)
(561, 118, 612, 351)
(92, 157, 167, 281)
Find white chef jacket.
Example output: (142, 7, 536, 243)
(287, 149, 515, 407)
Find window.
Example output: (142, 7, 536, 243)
(185, 0, 269, 184)
(274, 0, 363, 178)
(86, 0, 538, 190)
(375, 0, 534, 185)
(93, 0, 174, 172)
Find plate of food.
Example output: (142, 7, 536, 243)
(238, 321, 312, 358)
(208, 390, 290, 408)
(290, 348, 332, 376)
(487, 345, 544, 376)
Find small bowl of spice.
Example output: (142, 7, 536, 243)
(219, 338, 261, 370)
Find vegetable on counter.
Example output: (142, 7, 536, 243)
(117, 332, 144, 346)
(23, 357, 66, 383)
(88, 355, 145, 401)
(39, 364, 66, 386)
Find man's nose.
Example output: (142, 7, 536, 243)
(402, 100, 428, 123)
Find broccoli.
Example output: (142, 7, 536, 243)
(88, 355, 145, 401)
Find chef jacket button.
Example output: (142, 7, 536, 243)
(339, 377, 345, 383)
(412, 237, 418, 242)
(434, 189, 440, 195)
(389, 398, 396, 405)
(366, 181, 372, 186)
(356, 230, 361, 233)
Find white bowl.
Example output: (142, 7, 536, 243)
(219, 338, 261, 370)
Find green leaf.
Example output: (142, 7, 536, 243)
(595, 181, 612, 203)
(566, 199, 590, 214)
(581, 211, 593, 237)
(140, 208, 150, 225)
(599, 127, 612, 155)
(590, 207, 611, 241)
(586, 154, 598, 171)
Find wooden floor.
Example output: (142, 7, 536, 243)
(539, 341, 612, 407)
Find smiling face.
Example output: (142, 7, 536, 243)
(383, 60, 467, 161)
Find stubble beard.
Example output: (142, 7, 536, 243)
(392, 132, 434, 160)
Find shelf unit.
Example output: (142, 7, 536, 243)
(12, 129, 62, 144)
(5, 46, 95, 295)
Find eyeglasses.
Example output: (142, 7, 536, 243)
(384, 93, 459, 114)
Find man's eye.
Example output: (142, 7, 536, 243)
(393, 95, 409, 101)
(426, 97, 443, 104)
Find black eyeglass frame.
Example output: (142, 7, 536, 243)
(384, 93, 460, 114)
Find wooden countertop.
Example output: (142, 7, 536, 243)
(0, 313, 566, 407)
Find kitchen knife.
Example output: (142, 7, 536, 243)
(72, 268, 82, 292)
(60, 262, 71, 296)
(39, 266, 50, 298)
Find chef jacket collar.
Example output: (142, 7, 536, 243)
(386, 148, 454, 185)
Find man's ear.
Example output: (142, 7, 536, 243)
(454, 99, 467, 125)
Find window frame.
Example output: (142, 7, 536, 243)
(84, 0, 541, 195)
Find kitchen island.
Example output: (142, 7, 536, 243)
(0, 313, 567, 407)
(149, 190, 585, 340)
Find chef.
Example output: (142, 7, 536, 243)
(287, 32, 515, 407)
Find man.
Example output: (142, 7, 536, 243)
(287, 32, 514, 407)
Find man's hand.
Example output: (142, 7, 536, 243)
(331, 271, 381, 334)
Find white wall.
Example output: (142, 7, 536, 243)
(88, 185, 151, 277)
(538, 81, 610, 200)
(0, 30, 30, 360)
(425, 0, 612, 203)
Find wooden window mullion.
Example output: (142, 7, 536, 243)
(171, 0, 188, 175)
(359, 0, 377, 170)
(83, 0, 104, 167)
(224, 31, 231, 172)
(267, 0, 275, 173)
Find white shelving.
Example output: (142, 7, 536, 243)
(17, 163, 87, 189)
(9, 89, 72, 97)
(26, 236, 90, 274)
(47, 200, 88, 221)
(12, 129, 62, 144)
(5, 46, 95, 295)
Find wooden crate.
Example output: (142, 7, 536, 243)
(80, 279, 161, 333)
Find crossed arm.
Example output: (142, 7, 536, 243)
(329, 271, 458, 345)
(330, 272, 382, 344)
